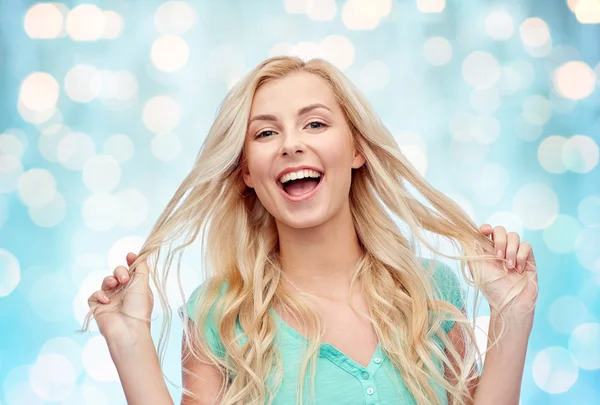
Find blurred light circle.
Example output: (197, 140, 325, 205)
(290, 41, 322, 62)
(57, 132, 96, 171)
(103, 134, 135, 163)
(543, 215, 582, 254)
(497, 66, 521, 94)
(71, 253, 105, 286)
(39, 337, 83, 378)
(24, 3, 64, 39)
(470, 88, 501, 114)
(116, 189, 149, 228)
(575, 0, 600, 24)
(549, 90, 578, 114)
(342, 0, 382, 30)
(567, 0, 582, 12)
(285, 0, 311, 13)
(473, 163, 509, 206)
(207, 44, 247, 85)
(142, 95, 180, 134)
(3, 366, 45, 405)
(462, 51, 500, 89)
(532, 346, 578, 394)
(519, 17, 550, 47)
(578, 196, 600, 226)
(538, 135, 568, 174)
(82, 193, 120, 231)
(29, 191, 66, 227)
(66, 4, 106, 41)
(471, 115, 501, 144)
(100, 10, 123, 39)
(548, 296, 593, 334)
(423, 36, 453, 66)
(360, 60, 390, 90)
(525, 40, 552, 58)
(108, 236, 145, 270)
(30, 353, 77, 401)
(61, 381, 111, 405)
(19, 72, 59, 112)
(151, 133, 182, 161)
(82, 336, 119, 381)
(485, 10, 514, 40)
(269, 42, 294, 58)
(154, 1, 196, 35)
(562, 135, 599, 173)
(17, 168, 57, 208)
(574, 226, 600, 273)
(64, 64, 103, 103)
(0, 154, 24, 193)
(449, 111, 474, 142)
(17, 102, 56, 125)
(38, 124, 70, 163)
(522, 95, 551, 125)
(0, 249, 20, 297)
(569, 323, 600, 369)
(112, 71, 138, 101)
(553, 61, 596, 100)
(515, 115, 543, 142)
(485, 211, 524, 237)
(512, 183, 558, 230)
(399, 145, 428, 177)
(0, 133, 25, 159)
(307, 0, 337, 21)
(82, 155, 121, 193)
(417, 0, 446, 13)
(319, 35, 355, 71)
(151, 35, 189, 72)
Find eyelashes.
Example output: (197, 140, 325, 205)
(255, 121, 328, 139)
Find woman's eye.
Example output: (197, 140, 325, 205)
(255, 122, 326, 138)
(307, 121, 327, 129)
(256, 130, 275, 139)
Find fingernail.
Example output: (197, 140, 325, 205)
(507, 259, 514, 268)
(517, 264, 523, 272)
(497, 250, 504, 258)
(102, 294, 110, 302)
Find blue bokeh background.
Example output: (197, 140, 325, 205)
(1, 0, 599, 404)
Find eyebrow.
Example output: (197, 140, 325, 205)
(247, 103, 332, 127)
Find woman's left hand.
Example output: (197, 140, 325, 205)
(477, 224, 538, 318)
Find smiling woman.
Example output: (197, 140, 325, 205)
(81, 55, 537, 405)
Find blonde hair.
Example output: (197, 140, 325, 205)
(80, 55, 536, 405)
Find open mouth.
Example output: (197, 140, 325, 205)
(277, 171, 324, 199)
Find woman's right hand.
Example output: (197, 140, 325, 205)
(87, 252, 154, 345)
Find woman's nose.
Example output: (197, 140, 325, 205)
(279, 131, 305, 156)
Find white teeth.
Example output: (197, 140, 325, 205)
(278, 169, 322, 184)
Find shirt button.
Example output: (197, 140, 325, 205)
(366, 387, 374, 395)
(361, 372, 370, 380)
(373, 357, 382, 364)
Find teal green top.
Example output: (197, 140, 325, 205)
(181, 258, 464, 405)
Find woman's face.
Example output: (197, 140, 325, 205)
(242, 71, 365, 229)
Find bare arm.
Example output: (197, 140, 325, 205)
(107, 330, 174, 405)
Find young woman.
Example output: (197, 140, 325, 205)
(83, 56, 538, 405)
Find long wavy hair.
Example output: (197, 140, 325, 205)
(80, 55, 535, 405)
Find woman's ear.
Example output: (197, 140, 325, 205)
(351, 149, 366, 169)
(241, 160, 254, 189)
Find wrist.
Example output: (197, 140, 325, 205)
(106, 327, 154, 353)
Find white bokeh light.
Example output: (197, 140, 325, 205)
(423, 36, 452, 66)
(0, 249, 20, 297)
(154, 1, 196, 35)
(538, 135, 568, 174)
(562, 135, 599, 173)
(485, 10, 514, 40)
(24, 3, 64, 39)
(532, 346, 578, 394)
(473, 163, 510, 206)
(342, 0, 383, 30)
(522, 95, 551, 125)
(574, 226, 600, 273)
(548, 296, 593, 334)
(515, 115, 543, 142)
(17, 168, 57, 208)
(29, 191, 66, 227)
(3, 365, 45, 405)
(553, 61, 596, 100)
(578, 196, 600, 226)
(57, 132, 96, 171)
(19, 72, 60, 112)
(519, 17, 550, 47)
(417, 0, 446, 13)
(100, 10, 124, 39)
(0, 154, 24, 193)
(64, 64, 103, 103)
(319, 35, 355, 71)
(471, 115, 501, 144)
(569, 323, 600, 370)
(512, 183, 559, 230)
(151, 133, 182, 162)
(142, 95, 181, 134)
(116, 189, 149, 228)
(82, 336, 119, 381)
(360, 60, 390, 90)
(38, 124, 70, 163)
(542, 215, 582, 254)
(307, 0, 337, 21)
(470, 88, 501, 114)
(462, 51, 500, 89)
(0, 133, 26, 159)
(151, 35, 190, 72)
(66, 4, 106, 41)
(82, 155, 121, 193)
(39, 337, 83, 378)
(485, 211, 524, 237)
(207, 44, 247, 87)
(574, 0, 600, 24)
(29, 353, 77, 401)
(108, 236, 145, 270)
(103, 134, 135, 163)
(82, 193, 121, 231)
